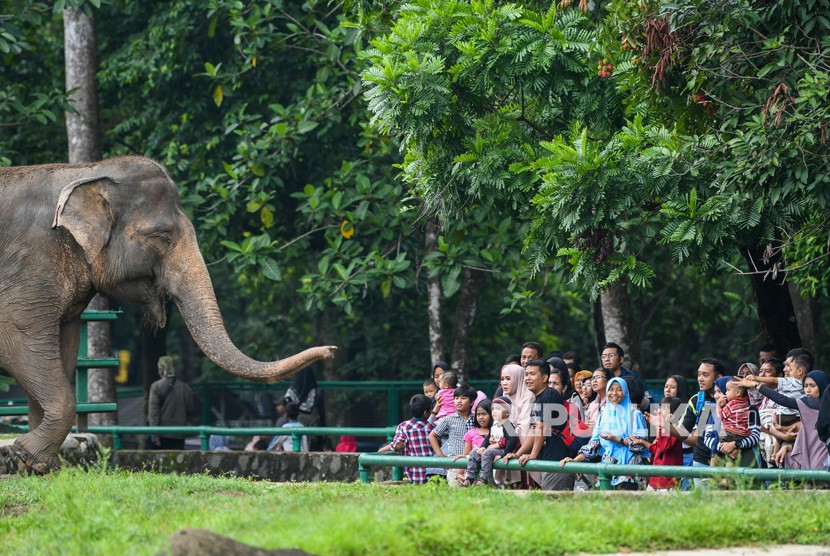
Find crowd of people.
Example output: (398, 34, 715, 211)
(382, 342, 830, 490)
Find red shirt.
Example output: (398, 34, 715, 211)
(648, 433, 683, 489)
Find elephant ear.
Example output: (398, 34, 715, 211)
(52, 176, 117, 265)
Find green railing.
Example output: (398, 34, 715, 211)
(82, 425, 397, 452)
(357, 453, 830, 489)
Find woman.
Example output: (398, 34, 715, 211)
(548, 357, 584, 419)
(703, 376, 760, 468)
(741, 370, 830, 470)
(574, 370, 593, 407)
(585, 368, 612, 428)
(560, 377, 648, 490)
(496, 363, 535, 487)
(663, 374, 694, 481)
(663, 375, 690, 403)
(285, 367, 326, 450)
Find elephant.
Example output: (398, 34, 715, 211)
(0, 156, 336, 473)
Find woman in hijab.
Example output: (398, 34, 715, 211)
(498, 363, 535, 487)
(285, 367, 326, 449)
(741, 370, 830, 470)
(817, 381, 830, 470)
(560, 377, 648, 490)
(703, 375, 761, 468)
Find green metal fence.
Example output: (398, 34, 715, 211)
(0, 310, 120, 428)
(82, 425, 397, 452)
(357, 453, 830, 489)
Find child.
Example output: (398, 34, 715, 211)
(465, 396, 517, 486)
(385, 394, 435, 484)
(267, 401, 308, 452)
(453, 400, 493, 486)
(631, 396, 684, 490)
(429, 385, 477, 487)
(423, 379, 438, 400)
(430, 371, 458, 421)
(716, 378, 751, 462)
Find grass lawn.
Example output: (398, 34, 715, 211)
(1, 464, 828, 556)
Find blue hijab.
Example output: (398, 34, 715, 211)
(713, 375, 733, 397)
(593, 377, 647, 465)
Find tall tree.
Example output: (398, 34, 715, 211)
(64, 3, 114, 434)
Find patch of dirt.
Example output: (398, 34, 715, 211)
(0, 503, 29, 517)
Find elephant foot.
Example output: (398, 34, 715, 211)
(12, 438, 60, 475)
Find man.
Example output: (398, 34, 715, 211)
(750, 348, 810, 436)
(147, 356, 200, 450)
(758, 343, 778, 367)
(672, 358, 724, 480)
(503, 360, 574, 491)
(520, 342, 544, 367)
(757, 357, 784, 466)
(601, 342, 650, 406)
(562, 351, 580, 367)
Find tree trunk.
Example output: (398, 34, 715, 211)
(315, 308, 339, 382)
(65, 9, 101, 161)
(741, 246, 802, 355)
(449, 268, 482, 383)
(788, 282, 818, 363)
(65, 7, 113, 438)
(600, 282, 638, 373)
(591, 299, 606, 369)
(424, 219, 445, 366)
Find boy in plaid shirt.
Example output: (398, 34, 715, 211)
(388, 394, 435, 484)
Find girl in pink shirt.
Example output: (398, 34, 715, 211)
(431, 371, 458, 421)
(453, 400, 492, 486)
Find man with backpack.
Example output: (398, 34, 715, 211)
(147, 356, 200, 449)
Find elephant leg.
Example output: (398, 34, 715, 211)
(6, 331, 76, 474)
(60, 319, 82, 384)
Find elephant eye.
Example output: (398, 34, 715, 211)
(149, 232, 172, 245)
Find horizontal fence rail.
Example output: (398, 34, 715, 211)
(357, 453, 830, 489)
(82, 425, 397, 451)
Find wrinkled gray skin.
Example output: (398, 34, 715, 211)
(0, 156, 336, 473)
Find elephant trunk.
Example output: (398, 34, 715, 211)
(163, 228, 336, 382)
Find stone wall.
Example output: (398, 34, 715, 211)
(111, 450, 360, 482)
(0, 434, 102, 475)
(0, 434, 362, 481)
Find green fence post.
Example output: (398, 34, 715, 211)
(113, 430, 122, 450)
(392, 466, 403, 481)
(359, 461, 371, 483)
(292, 433, 301, 452)
(387, 384, 399, 427)
(200, 429, 209, 451)
(598, 469, 612, 491)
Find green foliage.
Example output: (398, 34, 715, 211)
(599, 0, 830, 295)
(0, 3, 74, 165)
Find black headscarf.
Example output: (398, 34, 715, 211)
(547, 357, 574, 398)
(287, 367, 326, 426)
(817, 380, 830, 444)
(290, 368, 319, 402)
